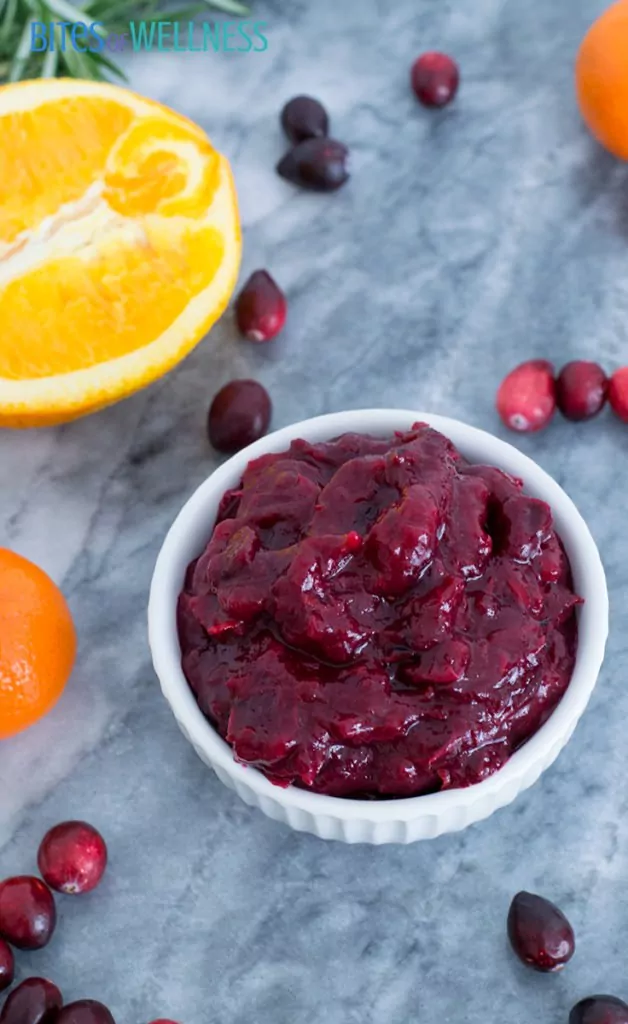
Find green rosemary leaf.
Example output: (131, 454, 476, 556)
(121, 4, 206, 28)
(8, 13, 34, 81)
(86, 1, 138, 25)
(87, 0, 158, 17)
(201, 0, 250, 14)
(22, 0, 47, 17)
(0, 0, 19, 37)
(40, 37, 58, 74)
(60, 41, 93, 77)
(87, 47, 127, 79)
(167, 4, 207, 19)
(44, 0, 91, 23)
(87, 0, 203, 31)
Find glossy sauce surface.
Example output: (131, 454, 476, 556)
(178, 426, 580, 798)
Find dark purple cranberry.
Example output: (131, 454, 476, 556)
(507, 891, 575, 972)
(0, 939, 13, 992)
(411, 52, 460, 108)
(277, 138, 349, 191)
(281, 96, 329, 144)
(569, 996, 628, 1024)
(38, 821, 107, 896)
(556, 361, 608, 421)
(0, 877, 56, 950)
(208, 380, 272, 453)
(0, 977, 63, 1024)
(235, 271, 287, 342)
(56, 1003, 115, 1024)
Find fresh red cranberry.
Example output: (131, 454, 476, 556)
(281, 96, 329, 144)
(235, 271, 287, 343)
(56, 1003, 114, 1024)
(556, 361, 608, 421)
(0, 877, 56, 951)
(608, 367, 628, 422)
(507, 891, 575, 972)
(411, 52, 460, 107)
(277, 138, 349, 191)
(208, 380, 272, 453)
(570, 996, 628, 1024)
(496, 360, 556, 432)
(0, 939, 13, 992)
(0, 977, 62, 1024)
(37, 821, 107, 896)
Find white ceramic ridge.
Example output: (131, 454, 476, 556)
(148, 410, 609, 844)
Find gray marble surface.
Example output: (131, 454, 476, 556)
(1, 0, 626, 1020)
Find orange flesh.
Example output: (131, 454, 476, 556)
(0, 224, 224, 378)
(0, 98, 133, 243)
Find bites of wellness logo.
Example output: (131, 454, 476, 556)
(30, 19, 269, 55)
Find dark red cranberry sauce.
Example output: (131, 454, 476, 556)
(178, 425, 580, 799)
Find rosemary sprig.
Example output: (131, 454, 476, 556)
(0, 0, 252, 83)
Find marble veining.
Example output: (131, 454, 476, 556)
(1, 1, 626, 1020)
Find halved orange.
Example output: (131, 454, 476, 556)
(0, 79, 241, 427)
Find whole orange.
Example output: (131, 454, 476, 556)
(576, 0, 628, 159)
(0, 548, 76, 739)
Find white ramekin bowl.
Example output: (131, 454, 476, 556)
(148, 410, 608, 844)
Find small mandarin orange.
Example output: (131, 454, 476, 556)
(576, 0, 628, 159)
(0, 548, 76, 739)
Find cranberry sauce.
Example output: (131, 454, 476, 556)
(178, 425, 580, 799)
